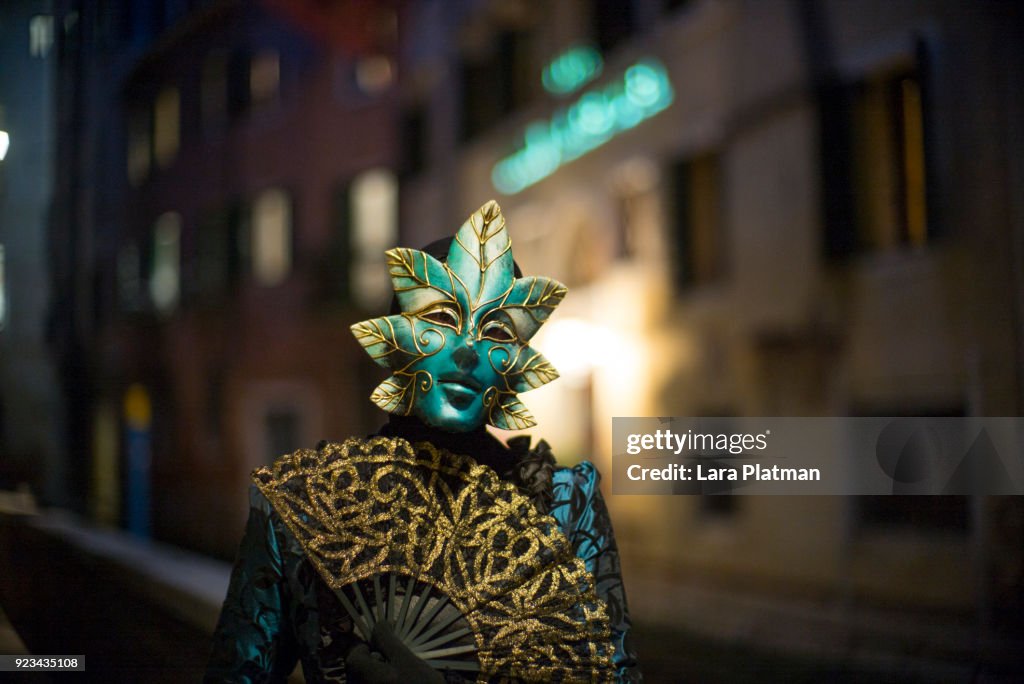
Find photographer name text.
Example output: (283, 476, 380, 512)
(626, 463, 821, 482)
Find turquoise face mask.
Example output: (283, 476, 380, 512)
(351, 200, 566, 432)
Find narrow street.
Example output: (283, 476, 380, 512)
(2, 507, 1021, 683)
(1, 511, 218, 682)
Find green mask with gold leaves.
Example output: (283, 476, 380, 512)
(351, 200, 566, 432)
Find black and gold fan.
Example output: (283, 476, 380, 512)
(253, 437, 614, 682)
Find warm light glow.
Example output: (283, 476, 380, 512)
(29, 15, 54, 58)
(0, 131, 9, 161)
(250, 51, 281, 104)
(356, 55, 395, 94)
(149, 212, 181, 313)
(153, 87, 180, 168)
(351, 168, 398, 308)
(252, 188, 292, 286)
(533, 318, 635, 387)
(90, 403, 121, 525)
(493, 59, 674, 194)
(123, 383, 152, 430)
(520, 314, 647, 466)
(542, 45, 603, 96)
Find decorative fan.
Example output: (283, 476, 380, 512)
(253, 437, 615, 682)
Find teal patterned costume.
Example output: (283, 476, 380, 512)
(206, 202, 640, 682)
(205, 432, 640, 683)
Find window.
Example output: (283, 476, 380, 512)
(401, 104, 427, 177)
(205, 368, 225, 440)
(249, 50, 280, 106)
(197, 203, 244, 299)
(0, 104, 7, 163)
(857, 496, 968, 533)
(90, 402, 120, 525)
(118, 244, 142, 311)
(670, 416, 741, 512)
(824, 59, 931, 257)
(319, 185, 351, 302)
(153, 87, 180, 168)
(669, 153, 723, 289)
(851, 70, 928, 250)
(201, 52, 229, 132)
(699, 493, 738, 517)
(29, 15, 54, 58)
(459, 57, 492, 141)
(242, 382, 322, 470)
(264, 408, 299, 464)
(349, 169, 398, 308)
(117, 3, 133, 44)
(610, 158, 660, 261)
(0, 244, 6, 330)
(460, 27, 535, 140)
(149, 0, 168, 35)
(355, 55, 394, 95)
(251, 188, 292, 286)
(92, 267, 109, 326)
(149, 212, 181, 313)
(228, 51, 250, 117)
(198, 211, 228, 297)
(127, 109, 151, 186)
(854, 407, 969, 534)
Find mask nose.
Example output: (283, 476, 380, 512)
(453, 345, 479, 371)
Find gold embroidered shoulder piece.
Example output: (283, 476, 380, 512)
(252, 436, 614, 682)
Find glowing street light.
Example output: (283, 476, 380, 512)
(0, 131, 9, 161)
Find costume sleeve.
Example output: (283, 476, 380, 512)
(205, 486, 301, 683)
(553, 462, 643, 684)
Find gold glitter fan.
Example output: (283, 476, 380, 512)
(252, 436, 615, 682)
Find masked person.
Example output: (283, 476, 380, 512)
(205, 201, 642, 683)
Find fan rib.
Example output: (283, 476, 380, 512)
(406, 607, 466, 649)
(372, 574, 385, 623)
(351, 582, 377, 634)
(417, 644, 479, 660)
(401, 581, 433, 641)
(394, 575, 417, 640)
(409, 625, 472, 652)
(407, 593, 449, 643)
(423, 659, 480, 672)
(332, 588, 371, 642)
(387, 573, 397, 623)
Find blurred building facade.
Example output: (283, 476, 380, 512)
(48, 0, 404, 554)
(38, 0, 1024, 656)
(0, 2, 63, 504)
(396, 0, 1024, 639)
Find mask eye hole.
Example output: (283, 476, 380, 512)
(481, 321, 516, 344)
(418, 306, 460, 331)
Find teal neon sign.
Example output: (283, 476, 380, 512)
(492, 59, 674, 195)
(542, 45, 603, 95)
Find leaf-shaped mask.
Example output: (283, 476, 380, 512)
(350, 200, 567, 432)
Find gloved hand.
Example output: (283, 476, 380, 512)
(345, 620, 445, 684)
